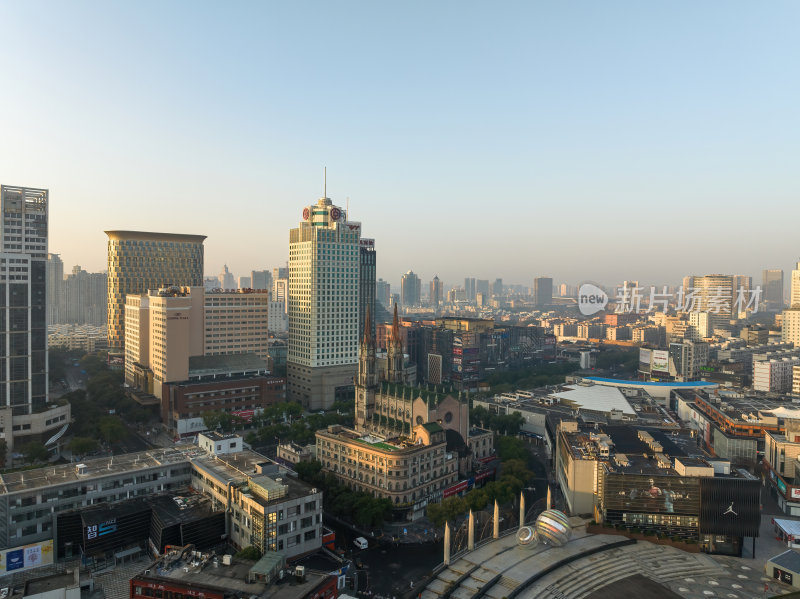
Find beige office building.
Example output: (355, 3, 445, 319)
(125, 287, 269, 397)
(106, 231, 205, 351)
(783, 308, 800, 348)
(205, 289, 269, 360)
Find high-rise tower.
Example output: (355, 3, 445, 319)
(0, 185, 70, 462)
(287, 194, 362, 409)
(106, 231, 205, 352)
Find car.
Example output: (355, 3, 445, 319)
(353, 537, 368, 550)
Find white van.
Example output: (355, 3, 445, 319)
(353, 537, 368, 550)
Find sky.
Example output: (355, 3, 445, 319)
(1, 1, 798, 290)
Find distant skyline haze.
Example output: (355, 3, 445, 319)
(1, 1, 798, 287)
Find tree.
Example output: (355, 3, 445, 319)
(295, 460, 322, 482)
(235, 546, 262, 560)
(0, 438, 6, 467)
(68, 437, 98, 456)
(495, 436, 528, 462)
(22, 442, 49, 463)
(98, 415, 126, 444)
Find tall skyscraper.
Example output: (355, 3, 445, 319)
(106, 231, 205, 351)
(219, 264, 235, 290)
(464, 277, 476, 302)
(691, 274, 735, 331)
(359, 238, 376, 342)
(430, 276, 443, 308)
(476, 279, 489, 298)
(492, 278, 503, 297)
(0, 186, 68, 460)
(401, 270, 421, 306)
(251, 269, 272, 290)
(763, 269, 784, 312)
(288, 196, 361, 409)
(376, 278, 391, 307)
(47, 253, 64, 325)
(791, 261, 800, 308)
(237, 276, 251, 289)
(64, 266, 107, 325)
(533, 277, 553, 308)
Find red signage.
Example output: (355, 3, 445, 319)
(443, 481, 468, 498)
(232, 409, 255, 422)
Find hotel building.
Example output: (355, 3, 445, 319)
(106, 231, 205, 352)
(287, 197, 361, 410)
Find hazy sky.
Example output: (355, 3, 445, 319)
(1, 1, 798, 288)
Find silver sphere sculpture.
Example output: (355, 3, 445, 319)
(534, 509, 571, 547)
(516, 526, 538, 548)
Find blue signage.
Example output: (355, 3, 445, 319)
(6, 549, 24, 571)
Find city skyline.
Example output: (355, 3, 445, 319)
(1, 2, 798, 284)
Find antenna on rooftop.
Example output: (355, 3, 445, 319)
(324, 167, 327, 199)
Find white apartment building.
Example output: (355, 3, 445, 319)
(793, 365, 800, 396)
(268, 298, 288, 333)
(287, 197, 361, 410)
(689, 311, 712, 339)
(753, 357, 800, 393)
(791, 261, 800, 308)
(783, 308, 800, 347)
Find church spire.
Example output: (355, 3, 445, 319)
(387, 303, 404, 383)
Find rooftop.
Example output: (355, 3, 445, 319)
(769, 549, 800, 572)
(378, 381, 460, 405)
(550, 384, 636, 416)
(24, 571, 78, 596)
(191, 451, 315, 506)
(188, 353, 269, 377)
(105, 230, 207, 242)
(583, 376, 718, 388)
(0, 446, 200, 495)
(137, 555, 266, 597)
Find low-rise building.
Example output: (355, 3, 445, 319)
(0, 440, 322, 563)
(277, 443, 315, 465)
(129, 553, 338, 599)
(316, 423, 458, 520)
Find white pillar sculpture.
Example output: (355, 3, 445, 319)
(444, 521, 451, 566)
(493, 500, 500, 539)
(468, 510, 475, 551)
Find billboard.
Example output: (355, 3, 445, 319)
(0, 540, 54, 576)
(85, 518, 117, 541)
(639, 348, 652, 365)
(699, 477, 761, 537)
(652, 350, 669, 372)
(603, 473, 700, 515)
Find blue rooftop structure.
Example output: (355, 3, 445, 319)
(583, 376, 717, 388)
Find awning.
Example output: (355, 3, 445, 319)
(45, 423, 69, 446)
(114, 547, 141, 559)
(774, 518, 800, 539)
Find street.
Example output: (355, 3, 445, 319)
(323, 518, 443, 597)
